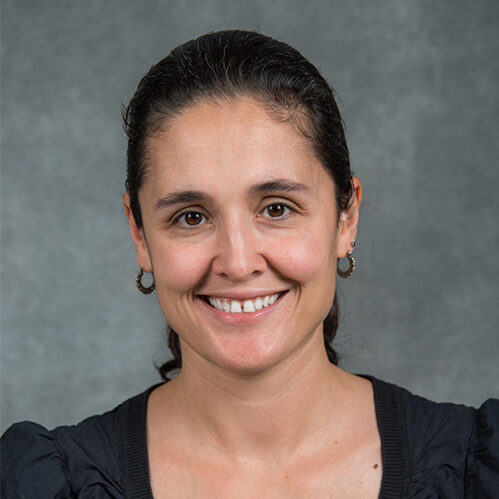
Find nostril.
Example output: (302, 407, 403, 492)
(211, 243, 267, 280)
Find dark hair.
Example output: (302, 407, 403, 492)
(123, 30, 354, 380)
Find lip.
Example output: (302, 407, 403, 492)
(197, 290, 289, 325)
(197, 290, 288, 301)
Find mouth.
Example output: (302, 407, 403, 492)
(201, 291, 287, 314)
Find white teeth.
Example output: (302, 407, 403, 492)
(230, 301, 242, 313)
(243, 300, 255, 313)
(207, 293, 283, 314)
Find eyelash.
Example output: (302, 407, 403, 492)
(171, 210, 210, 228)
(171, 201, 295, 229)
(260, 202, 294, 220)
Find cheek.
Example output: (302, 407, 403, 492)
(150, 241, 212, 293)
(266, 228, 337, 284)
(267, 229, 337, 330)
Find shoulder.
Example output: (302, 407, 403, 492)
(368, 376, 499, 498)
(466, 398, 499, 497)
(1, 421, 71, 498)
(1, 385, 156, 499)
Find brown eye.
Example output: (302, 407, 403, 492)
(266, 203, 287, 217)
(173, 210, 207, 227)
(184, 212, 204, 225)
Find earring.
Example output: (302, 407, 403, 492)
(135, 268, 155, 294)
(337, 241, 356, 279)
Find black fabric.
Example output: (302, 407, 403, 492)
(119, 385, 155, 499)
(2, 377, 498, 498)
(366, 375, 412, 497)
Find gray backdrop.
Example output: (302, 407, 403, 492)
(1, 0, 498, 433)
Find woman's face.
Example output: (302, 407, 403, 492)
(124, 96, 359, 376)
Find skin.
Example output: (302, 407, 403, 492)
(123, 96, 381, 498)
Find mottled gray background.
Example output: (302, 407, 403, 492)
(1, 0, 498, 433)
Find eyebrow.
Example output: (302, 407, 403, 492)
(154, 179, 313, 212)
(155, 191, 207, 212)
(249, 179, 313, 196)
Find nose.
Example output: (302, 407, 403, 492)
(212, 221, 267, 281)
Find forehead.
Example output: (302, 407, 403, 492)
(144, 96, 333, 197)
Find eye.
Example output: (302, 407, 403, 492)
(263, 203, 290, 218)
(173, 210, 208, 227)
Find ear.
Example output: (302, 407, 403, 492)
(336, 177, 362, 258)
(122, 193, 153, 272)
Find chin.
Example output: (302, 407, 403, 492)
(188, 337, 290, 378)
(204, 330, 318, 378)
(213, 355, 284, 378)
(176, 312, 324, 378)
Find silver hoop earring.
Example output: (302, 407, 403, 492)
(337, 251, 355, 279)
(135, 268, 155, 294)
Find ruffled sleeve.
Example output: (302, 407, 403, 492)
(466, 398, 499, 498)
(1, 421, 71, 498)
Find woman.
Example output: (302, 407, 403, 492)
(2, 30, 498, 498)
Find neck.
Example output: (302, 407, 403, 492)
(162, 332, 349, 462)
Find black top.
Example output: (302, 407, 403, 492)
(2, 376, 498, 498)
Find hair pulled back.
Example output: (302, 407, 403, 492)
(123, 30, 354, 380)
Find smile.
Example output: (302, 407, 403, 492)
(204, 292, 284, 314)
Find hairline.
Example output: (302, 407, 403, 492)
(139, 90, 340, 212)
